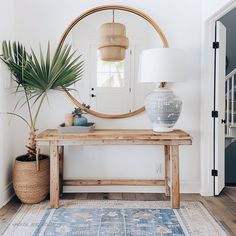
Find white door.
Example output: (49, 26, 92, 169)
(215, 21, 226, 195)
(90, 45, 131, 114)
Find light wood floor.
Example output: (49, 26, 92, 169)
(1, 187, 236, 235)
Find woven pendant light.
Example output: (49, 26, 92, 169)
(98, 10, 129, 61)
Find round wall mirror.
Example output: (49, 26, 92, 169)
(59, 5, 168, 119)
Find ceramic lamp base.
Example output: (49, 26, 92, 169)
(145, 88, 182, 133)
(153, 126, 173, 133)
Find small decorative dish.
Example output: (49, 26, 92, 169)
(58, 122, 95, 133)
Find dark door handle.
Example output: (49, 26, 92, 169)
(90, 93, 96, 98)
(221, 119, 226, 124)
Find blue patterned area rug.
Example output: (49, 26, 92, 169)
(3, 200, 227, 235)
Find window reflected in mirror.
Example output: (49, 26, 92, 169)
(97, 55, 125, 88)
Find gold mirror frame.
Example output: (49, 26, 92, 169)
(58, 5, 169, 119)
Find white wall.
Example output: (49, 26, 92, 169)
(0, 0, 15, 207)
(202, 0, 233, 20)
(13, 0, 201, 193)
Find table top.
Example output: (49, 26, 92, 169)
(36, 129, 192, 143)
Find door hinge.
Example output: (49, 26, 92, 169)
(211, 110, 218, 118)
(212, 169, 218, 176)
(213, 42, 219, 49)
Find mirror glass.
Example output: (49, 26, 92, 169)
(63, 9, 164, 115)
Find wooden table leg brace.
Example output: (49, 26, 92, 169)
(50, 141, 60, 208)
(164, 145, 170, 197)
(59, 146, 64, 195)
(170, 145, 180, 208)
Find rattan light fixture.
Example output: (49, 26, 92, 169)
(98, 10, 129, 61)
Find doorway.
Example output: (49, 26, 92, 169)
(219, 9, 236, 187)
(201, 1, 236, 197)
(213, 21, 226, 195)
(211, 7, 236, 196)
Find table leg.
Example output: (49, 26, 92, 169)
(59, 146, 64, 196)
(170, 145, 180, 208)
(164, 145, 170, 196)
(50, 141, 59, 208)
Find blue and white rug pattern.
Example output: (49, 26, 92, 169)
(34, 208, 183, 235)
(2, 200, 227, 236)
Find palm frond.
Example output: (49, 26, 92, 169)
(0, 41, 84, 158)
(24, 44, 84, 97)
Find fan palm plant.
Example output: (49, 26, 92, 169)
(0, 41, 84, 160)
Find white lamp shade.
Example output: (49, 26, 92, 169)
(139, 48, 185, 83)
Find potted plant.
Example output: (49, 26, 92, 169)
(0, 41, 83, 203)
(72, 104, 90, 126)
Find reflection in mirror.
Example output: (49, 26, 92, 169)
(97, 59, 125, 87)
(64, 9, 163, 115)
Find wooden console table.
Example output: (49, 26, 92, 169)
(36, 129, 192, 209)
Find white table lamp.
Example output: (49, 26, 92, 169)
(139, 48, 185, 132)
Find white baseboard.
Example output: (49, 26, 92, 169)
(63, 181, 200, 194)
(0, 182, 15, 208)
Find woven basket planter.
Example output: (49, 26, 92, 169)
(13, 154, 50, 204)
